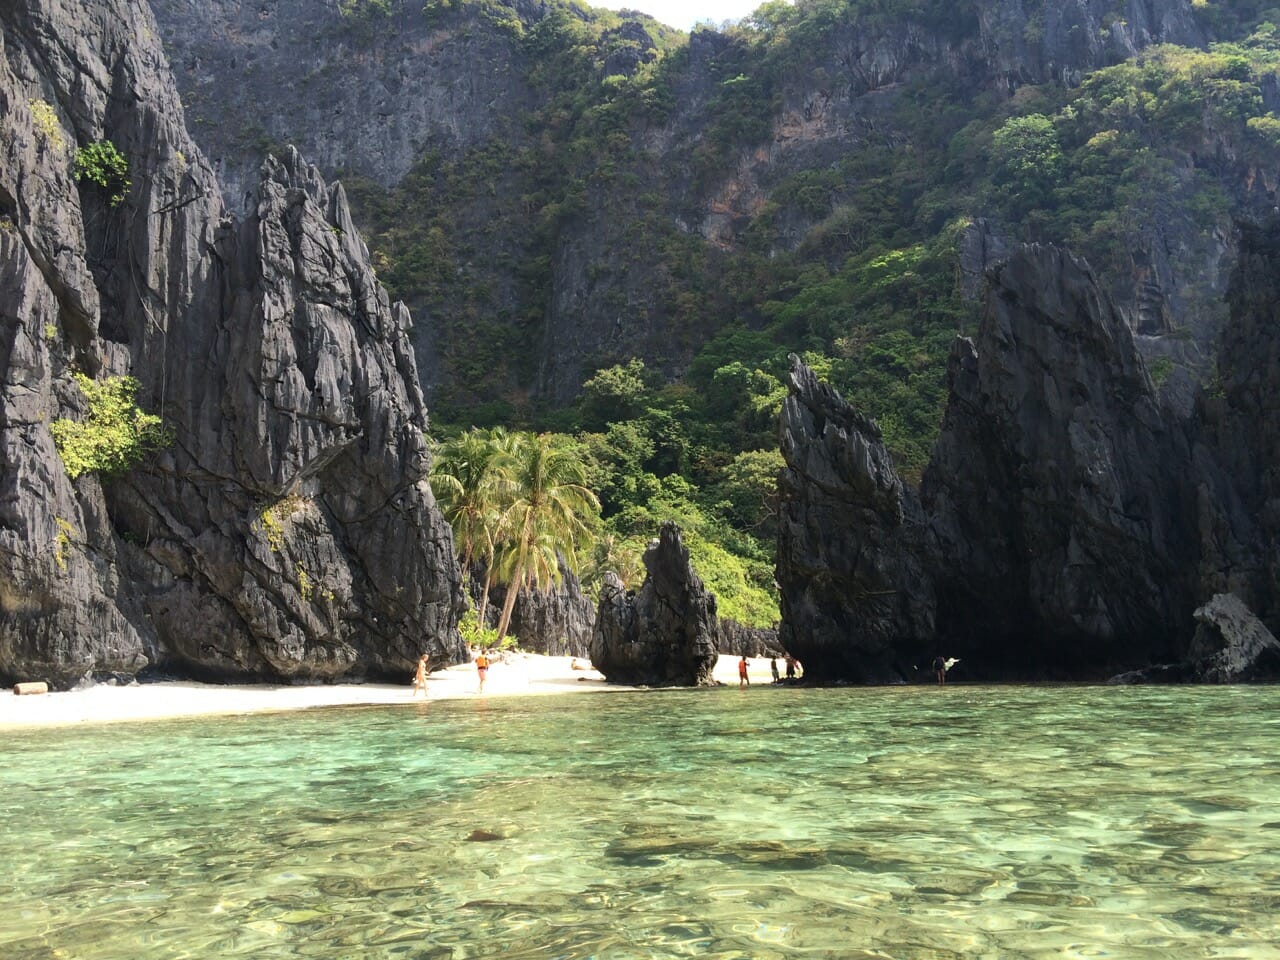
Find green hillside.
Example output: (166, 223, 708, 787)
(320, 0, 1280, 625)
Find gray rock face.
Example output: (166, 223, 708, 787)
(590, 522, 718, 686)
(148, 0, 543, 208)
(921, 245, 1199, 675)
(977, 0, 1205, 88)
(0, 0, 465, 688)
(1199, 218, 1280, 632)
(776, 357, 936, 683)
(482, 558, 595, 657)
(1187, 593, 1280, 683)
(717, 619, 781, 658)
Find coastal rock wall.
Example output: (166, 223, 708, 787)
(0, 0, 465, 688)
(590, 522, 718, 686)
(777, 242, 1215, 681)
(776, 357, 935, 683)
(921, 245, 1200, 675)
(1199, 219, 1280, 631)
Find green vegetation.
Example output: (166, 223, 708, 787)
(72, 140, 130, 206)
(430, 428, 602, 639)
(344, 0, 1280, 626)
(53, 517, 75, 572)
(50, 374, 169, 480)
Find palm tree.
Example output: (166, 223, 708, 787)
(581, 533, 645, 594)
(492, 433, 600, 640)
(429, 426, 517, 623)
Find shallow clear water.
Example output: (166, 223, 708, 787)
(3, 685, 1280, 959)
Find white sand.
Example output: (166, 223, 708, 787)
(0, 654, 781, 730)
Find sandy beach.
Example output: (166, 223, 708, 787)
(0, 653, 781, 730)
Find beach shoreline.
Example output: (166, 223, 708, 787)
(0, 653, 780, 730)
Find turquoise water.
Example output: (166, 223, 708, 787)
(2, 685, 1279, 959)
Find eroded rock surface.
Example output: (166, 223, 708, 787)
(777, 243, 1210, 681)
(590, 522, 718, 686)
(0, 0, 464, 688)
(776, 356, 935, 683)
(921, 245, 1199, 675)
(1186, 593, 1280, 683)
(482, 557, 595, 657)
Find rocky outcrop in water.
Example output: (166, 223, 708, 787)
(1186, 593, 1280, 683)
(776, 357, 935, 683)
(0, 0, 465, 688)
(590, 522, 718, 686)
(1108, 592, 1280, 684)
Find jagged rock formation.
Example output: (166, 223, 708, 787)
(1108, 593, 1280, 684)
(590, 522, 718, 685)
(1186, 593, 1280, 683)
(778, 242, 1218, 681)
(0, 0, 464, 688)
(480, 558, 595, 657)
(776, 357, 935, 683)
(1199, 218, 1280, 630)
(921, 245, 1200, 675)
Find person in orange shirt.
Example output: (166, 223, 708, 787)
(738, 655, 750, 688)
(475, 650, 490, 694)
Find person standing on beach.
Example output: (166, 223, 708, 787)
(475, 650, 490, 694)
(412, 655, 429, 698)
(933, 655, 946, 686)
(770, 657, 780, 683)
(784, 654, 796, 680)
(738, 655, 750, 688)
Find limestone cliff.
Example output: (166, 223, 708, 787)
(146, 0, 1242, 409)
(777, 244, 1196, 680)
(590, 522, 718, 685)
(0, 0, 465, 688)
(921, 245, 1199, 675)
(776, 356, 934, 683)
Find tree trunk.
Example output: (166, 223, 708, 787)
(495, 566, 523, 639)
(478, 564, 494, 626)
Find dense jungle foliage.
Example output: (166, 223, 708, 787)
(345, 0, 1280, 627)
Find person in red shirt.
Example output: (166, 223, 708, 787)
(738, 656, 750, 688)
(475, 651, 490, 694)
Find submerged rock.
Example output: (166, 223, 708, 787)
(590, 522, 718, 686)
